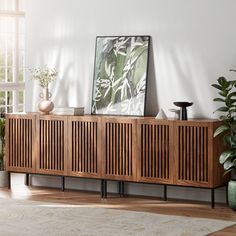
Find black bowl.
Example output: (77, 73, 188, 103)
(173, 102, 193, 108)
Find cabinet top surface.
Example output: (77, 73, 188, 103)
(5, 112, 220, 123)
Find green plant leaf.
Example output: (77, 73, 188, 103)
(225, 97, 236, 106)
(214, 106, 229, 113)
(228, 91, 236, 99)
(219, 116, 229, 121)
(219, 115, 229, 121)
(219, 91, 228, 97)
(219, 150, 236, 164)
(217, 76, 227, 86)
(224, 135, 236, 148)
(224, 135, 232, 146)
(230, 108, 236, 113)
(223, 167, 233, 175)
(231, 135, 236, 143)
(228, 80, 236, 88)
(214, 125, 230, 137)
(211, 84, 222, 90)
(224, 160, 235, 170)
(231, 121, 236, 126)
(213, 98, 225, 102)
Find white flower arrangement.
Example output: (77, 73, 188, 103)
(30, 66, 58, 88)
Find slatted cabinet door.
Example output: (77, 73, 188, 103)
(174, 120, 221, 187)
(68, 116, 102, 178)
(6, 114, 36, 173)
(137, 119, 174, 184)
(36, 115, 68, 175)
(6, 114, 228, 194)
(102, 117, 137, 181)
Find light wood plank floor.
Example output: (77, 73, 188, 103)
(0, 174, 235, 235)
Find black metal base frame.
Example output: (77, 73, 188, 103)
(101, 179, 107, 198)
(118, 181, 125, 197)
(25, 173, 30, 186)
(7, 172, 225, 208)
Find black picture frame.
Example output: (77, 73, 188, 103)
(91, 35, 151, 116)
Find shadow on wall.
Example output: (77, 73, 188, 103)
(167, 46, 204, 118)
(30, 47, 83, 110)
(51, 49, 71, 107)
(53, 63, 73, 107)
(143, 41, 216, 119)
(145, 38, 158, 116)
(152, 42, 218, 119)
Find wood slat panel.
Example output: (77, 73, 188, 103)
(6, 115, 228, 189)
(137, 120, 173, 184)
(102, 117, 136, 181)
(68, 116, 101, 178)
(36, 116, 67, 175)
(72, 121, 97, 173)
(175, 122, 210, 187)
(6, 115, 35, 172)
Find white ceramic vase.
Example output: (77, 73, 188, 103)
(38, 87, 54, 115)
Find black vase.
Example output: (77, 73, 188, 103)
(173, 102, 193, 120)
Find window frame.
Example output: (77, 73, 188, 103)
(0, 0, 25, 113)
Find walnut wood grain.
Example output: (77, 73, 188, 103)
(6, 114, 36, 173)
(6, 114, 228, 189)
(67, 116, 101, 178)
(101, 116, 137, 181)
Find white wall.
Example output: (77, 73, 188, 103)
(25, 0, 236, 118)
(25, 0, 236, 202)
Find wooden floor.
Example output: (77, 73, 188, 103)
(0, 174, 235, 235)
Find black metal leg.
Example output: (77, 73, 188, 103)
(118, 181, 125, 197)
(211, 188, 215, 208)
(121, 181, 125, 197)
(61, 176, 65, 192)
(104, 180, 107, 198)
(101, 180, 107, 198)
(164, 185, 167, 201)
(101, 180, 104, 198)
(118, 181, 121, 196)
(118, 181, 123, 197)
(25, 173, 30, 186)
(7, 171, 11, 189)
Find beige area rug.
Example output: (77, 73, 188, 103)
(0, 198, 235, 236)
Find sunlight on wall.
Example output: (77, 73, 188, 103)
(25, 0, 236, 118)
(155, 36, 235, 119)
(154, 44, 207, 118)
(26, 16, 93, 112)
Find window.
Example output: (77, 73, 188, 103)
(0, 0, 25, 114)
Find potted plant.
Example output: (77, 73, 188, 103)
(212, 71, 236, 209)
(0, 114, 8, 187)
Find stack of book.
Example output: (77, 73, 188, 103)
(53, 107, 84, 115)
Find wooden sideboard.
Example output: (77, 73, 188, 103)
(5, 113, 228, 207)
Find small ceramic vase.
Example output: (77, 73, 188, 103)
(38, 87, 54, 115)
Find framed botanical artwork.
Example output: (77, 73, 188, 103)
(91, 35, 150, 116)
